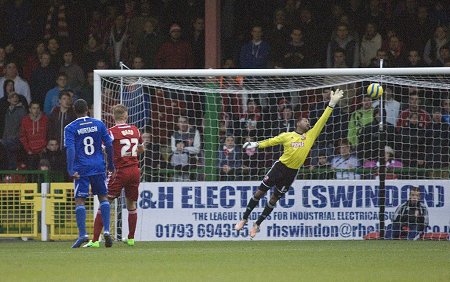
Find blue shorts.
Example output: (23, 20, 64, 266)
(74, 173, 107, 199)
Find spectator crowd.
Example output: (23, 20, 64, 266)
(0, 0, 449, 182)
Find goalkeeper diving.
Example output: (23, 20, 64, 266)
(235, 89, 344, 238)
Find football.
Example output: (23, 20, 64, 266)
(367, 83, 383, 99)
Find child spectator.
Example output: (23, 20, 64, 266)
(169, 140, 190, 182)
(40, 139, 66, 180)
(218, 135, 243, 181)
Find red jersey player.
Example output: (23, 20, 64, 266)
(84, 104, 144, 248)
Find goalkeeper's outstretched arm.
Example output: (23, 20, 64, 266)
(243, 88, 344, 150)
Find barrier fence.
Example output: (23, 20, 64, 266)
(0, 171, 116, 241)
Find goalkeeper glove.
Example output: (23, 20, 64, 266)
(328, 88, 344, 108)
(243, 142, 259, 149)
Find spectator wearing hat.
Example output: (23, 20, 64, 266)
(155, 23, 194, 69)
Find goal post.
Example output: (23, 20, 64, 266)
(94, 67, 450, 240)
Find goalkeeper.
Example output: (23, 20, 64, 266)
(235, 89, 344, 238)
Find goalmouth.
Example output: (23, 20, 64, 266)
(94, 67, 450, 241)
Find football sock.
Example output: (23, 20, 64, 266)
(75, 205, 86, 237)
(256, 201, 275, 226)
(100, 200, 111, 234)
(243, 196, 259, 220)
(92, 209, 103, 242)
(128, 209, 137, 239)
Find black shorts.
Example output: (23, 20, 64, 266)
(260, 161, 298, 195)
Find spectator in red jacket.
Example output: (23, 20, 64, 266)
(155, 23, 194, 69)
(20, 101, 48, 169)
(396, 92, 431, 131)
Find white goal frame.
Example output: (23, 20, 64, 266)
(93, 67, 450, 120)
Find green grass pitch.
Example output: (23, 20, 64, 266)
(0, 240, 449, 281)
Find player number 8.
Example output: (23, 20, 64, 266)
(83, 136, 95, 155)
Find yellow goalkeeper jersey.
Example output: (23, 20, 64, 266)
(258, 106, 333, 169)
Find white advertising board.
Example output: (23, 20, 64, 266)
(121, 180, 450, 240)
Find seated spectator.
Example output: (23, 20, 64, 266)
(170, 116, 201, 167)
(40, 139, 66, 180)
(309, 149, 334, 180)
(218, 135, 243, 181)
(19, 102, 48, 169)
(406, 49, 427, 67)
(369, 48, 391, 68)
(331, 138, 360, 180)
(169, 140, 191, 182)
(331, 48, 348, 68)
(363, 146, 403, 180)
(0, 92, 27, 169)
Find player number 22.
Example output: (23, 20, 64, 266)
(120, 138, 139, 157)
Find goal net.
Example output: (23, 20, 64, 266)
(95, 68, 450, 240)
